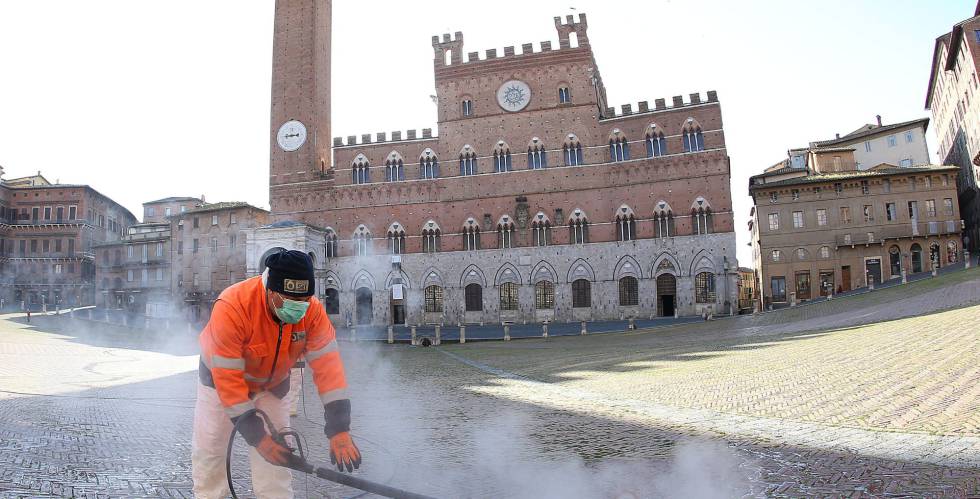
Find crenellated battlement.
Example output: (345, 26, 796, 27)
(601, 91, 719, 120)
(333, 128, 436, 148)
(432, 12, 590, 69)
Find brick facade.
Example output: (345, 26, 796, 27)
(251, 5, 739, 326)
(0, 174, 136, 310)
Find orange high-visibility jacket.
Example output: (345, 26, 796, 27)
(199, 276, 347, 419)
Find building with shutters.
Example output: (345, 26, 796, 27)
(246, 3, 739, 327)
(0, 171, 136, 310)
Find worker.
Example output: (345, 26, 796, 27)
(191, 250, 361, 498)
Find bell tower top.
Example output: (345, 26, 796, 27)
(269, 0, 331, 193)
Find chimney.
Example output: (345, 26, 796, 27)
(835, 133, 840, 139)
(876, 115, 882, 127)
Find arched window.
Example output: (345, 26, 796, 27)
(691, 197, 713, 235)
(527, 138, 547, 169)
(609, 129, 630, 162)
(532, 212, 551, 247)
(424, 285, 443, 313)
(499, 282, 519, 311)
(796, 248, 808, 261)
(820, 246, 830, 259)
(558, 86, 571, 104)
(616, 205, 636, 241)
(654, 201, 674, 239)
(459, 145, 477, 176)
(771, 249, 782, 262)
(683, 119, 705, 153)
(420, 148, 439, 179)
(563, 134, 584, 166)
(352, 225, 371, 257)
(911, 243, 923, 273)
(352, 154, 370, 184)
(571, 279, 591, 308)
(497, 215, 516, 249)
(325, 229, 338, 258)
(947, 240, 958, 263)
(387, 223, 406, 255)
(568, 209, 588, 244)
(464, 283, 483, 311)
(534, 281, 555, 309)
(493, 141, 513, 172)
(463, 218, 481, 251)
(618, 276, 639, 306)
(385, 152, 405, 182)
(646, 124, 668, 157)
(889, 245, 901, 276)
(421, 221, 441, 253)
(695, 272, 716, 303)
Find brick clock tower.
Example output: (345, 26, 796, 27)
(269, 0, 331, 201)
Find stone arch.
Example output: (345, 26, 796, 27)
(349, 269, 376, 292)
(384, 269, 411, 289)
(690, 196, 712, 213)
(420, 268, 445, 289)
(351, 153, 370, 168)
(494, 262, 522, 286)
(652, 253, 681, 277)
(258, 246, 287, 273)
(689, 249, 718, 276)
(529, 260, 558, 285)
(683, 117, 703, 133)
(566, 258, 596, 283)
(613, 255, 643, 280)
(323, 270, 343, 290)
(459, 264, 487, 288)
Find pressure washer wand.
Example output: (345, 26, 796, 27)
(282, 458, 438, 499)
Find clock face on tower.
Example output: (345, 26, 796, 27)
(496, 80, 531, 112)
(277, 120, 307, 152)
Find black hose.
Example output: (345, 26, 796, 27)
(226, 408, 438, 499)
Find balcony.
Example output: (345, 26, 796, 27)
(836, 220, 962, 247)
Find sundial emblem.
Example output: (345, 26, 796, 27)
(497, 80, 531, 112)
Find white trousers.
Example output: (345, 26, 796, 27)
(284, 368, 303, 415)
(191, 382, 294, 499)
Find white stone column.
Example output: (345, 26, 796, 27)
(459, 325, 466, 344)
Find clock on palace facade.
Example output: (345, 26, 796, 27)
(276, 120, 308, 152)
(496, 80, 531, 112)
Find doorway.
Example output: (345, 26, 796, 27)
(323, 288, 339, 315)
(865, 258, 882, 286)
(656, 274, 676, 317)
(911, 244, 923, 273)
(355, 287, 373, 325)
(841, 266, 852, 292)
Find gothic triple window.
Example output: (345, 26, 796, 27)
(646, 124, 668, 157)
(385, 152, 405, 182)
(531, 212, 551, 247)
(497, 215, 516, 249)
(352, 225, 371, 257)
(352, 155, 370, 184)
(609, 130, 630, 162)
(683, 119, 705, 153)
(420, 149, 439, 179)
(654, 201, 674, 238)
(459, 146, 477, 176)
(422, 221, 441, 253)
(325, 229, 338, 258)
(387, 223, 406, 255)
(493, 141, 513, 172)
(527, 138, 547, 169)
(563, 134, 584, 166)
(616, 205, 637, 241)
(692, 197, 712, 235)
(568, 209, 588, 244)
(463, 218, 481, 251)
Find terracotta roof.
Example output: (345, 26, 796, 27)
(145, 196, 202, 205)
(749, 165, 958, 190)
(811, 118, 929, 147)
(810, 146, 856, 153)
(179, 202, 268, 215)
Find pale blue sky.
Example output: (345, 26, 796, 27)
(0, 0, 972, 265)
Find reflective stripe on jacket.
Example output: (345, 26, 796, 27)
(198, 276, 348, 418)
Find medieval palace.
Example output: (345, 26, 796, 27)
(247, 1, 739, 327)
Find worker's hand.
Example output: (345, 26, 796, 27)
(329, 432, 361, 472)
(256, 435, 305, 469)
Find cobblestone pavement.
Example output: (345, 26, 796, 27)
(0, 268, 979, 497)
